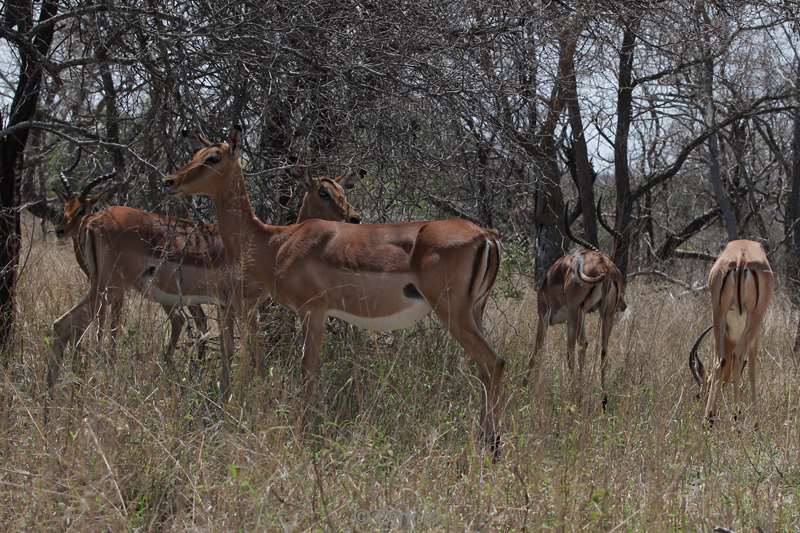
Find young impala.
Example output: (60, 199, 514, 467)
(163, 126, 505, 456)
(47, 147, 362, 420)
(689, 240, 774, 424)
(524, 200, 627, 409)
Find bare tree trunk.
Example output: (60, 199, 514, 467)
(613, 21, 637, 276)
(789, 60, 800, 354)
(564, 44, 597, 246)
(0, 0, 60, 353)
(99, 64, 125, 173)
(528, 30, 579, 282)
(697, 0, 738, 240)
(475, 141, 494, 228)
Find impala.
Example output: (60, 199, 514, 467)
(163, 126, 505, 456)
(524, 200, 627, 409)
(689, 240, 774, 424)
(54, 148, 211, 364)
(47, 147, 362, 416)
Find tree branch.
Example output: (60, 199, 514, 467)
(672, 250, 718, 262)
(655, 208, 720, 261)
(631, 96, 797, 202)
(627, 270, 707, 292)
(425, 194, 483, 226)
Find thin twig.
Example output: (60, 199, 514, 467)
(627, 270, 707, 292)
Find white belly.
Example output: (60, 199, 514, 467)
(142, 286, 222, 307)
(327, 299, 432, 332)
(725, 310, 748, 342)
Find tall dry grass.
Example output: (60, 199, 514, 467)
(1, 224, 799, 530)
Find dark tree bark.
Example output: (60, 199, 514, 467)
(655, 208, 720, 261)
(613, 21, 637, 276)
(697, 0, 738, 240)
(789, 60, 800, 354)
(0, 0, 60, 353)
(526, 31, 579, 282)
(563, 42, 597, 246)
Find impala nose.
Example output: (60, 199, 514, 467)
(55, 227, 65, 239)
(349, 215, 361, 224)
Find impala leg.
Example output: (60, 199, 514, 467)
(105, 288, 124, 364)
(524, 313, 548, 388)
(748, 331, 761, 424)
(599, 312, 614, 411)
(160, 303, 184, 369)
(245, 308, 266, 378)
(47, 295, 96, 422)
(732, 311, 754, 423)
(218, 305, 234, 402)
(704, 318, 727, 426)
(732, 351, 743, 423)
(95, 289, 110, 346)
(566, 313, 578, 379)
(576, 310, 588, 376)
(431, 299, 504, 458)
(187, 304, 209, 363)
(298, 311, 326, 432)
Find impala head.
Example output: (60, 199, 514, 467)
(163, 126, 242, 197)
(53, 148, 116, 239)
(297, 168, 364, 224)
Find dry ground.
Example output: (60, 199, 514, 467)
(1, 225, 799, 531)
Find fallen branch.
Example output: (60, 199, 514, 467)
(425, 194, 483, 226)
(672, 249, 718, 262)
(628, 270, 707, 293)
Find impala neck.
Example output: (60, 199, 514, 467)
(210, 164, 280, 262)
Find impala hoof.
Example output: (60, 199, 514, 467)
(601, 394, 608, 412)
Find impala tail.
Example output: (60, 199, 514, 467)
(689, 325, 713, 389)
(470, 232, 502, 305)
(574, 253, 604, 284)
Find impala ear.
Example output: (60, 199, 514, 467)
(182, 128, 210, 154)
(228, 124, 242, 156)
(336, 168, 365, 190)
(288, 163, 315, 190)
(304, 167, 315, 189)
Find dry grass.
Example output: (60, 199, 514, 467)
(2, 226, 800, 531)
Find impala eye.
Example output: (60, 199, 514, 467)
(205, 153, 221, 165)
(318, 187, 330, 199)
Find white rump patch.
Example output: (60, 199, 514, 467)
(327, 299, 432, 332)
(725, 310, 748, 342)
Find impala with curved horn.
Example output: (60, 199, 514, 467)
(524, 197, 627, 409)
(689, 240, 774, 424)
(52, 148, 212, 368)
(47, 147, 363, 419)
(163, 126, 505, 457)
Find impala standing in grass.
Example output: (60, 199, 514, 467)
(47, 145, 362, 421)
(163, 126, 505, 456)
(524, 200, 627, 409)
(54, 148, 211, 367)
(689, 240, 774, 424)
